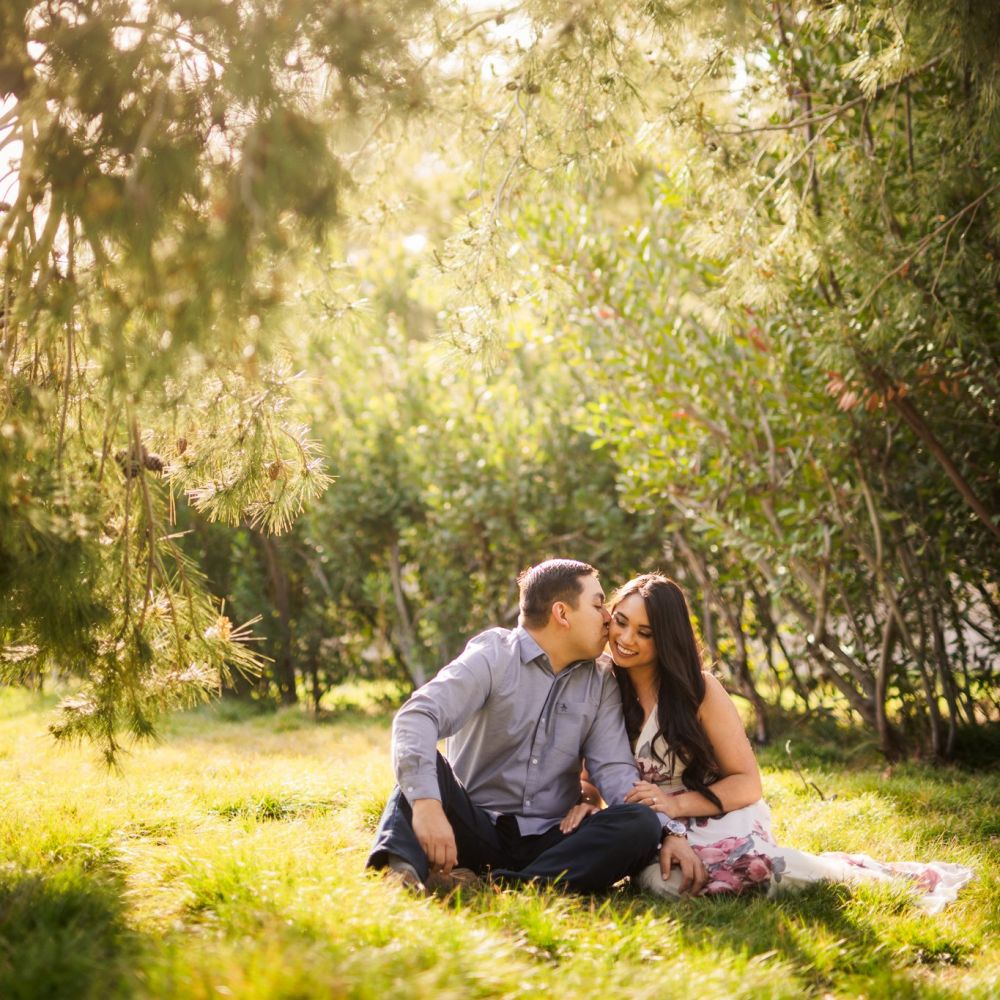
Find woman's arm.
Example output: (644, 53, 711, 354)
(668, 673, 762, 817)
(579, 764, 603, 807)
(627, 673, 762, 819)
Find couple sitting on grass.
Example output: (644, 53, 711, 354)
(367, 560, 971, 911)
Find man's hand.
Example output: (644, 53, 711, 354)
(559, 802, 599, 834)
(659, 835, 709, 895)
(411, 799, 458, 875)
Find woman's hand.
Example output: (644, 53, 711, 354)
(559, 802, 599, 833)
(624, 780, 681, 818)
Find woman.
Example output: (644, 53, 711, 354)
(563, 573, 972, 911)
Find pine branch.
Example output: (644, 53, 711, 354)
(856, 182, 1000, 312)
(713, 58, 943, 136)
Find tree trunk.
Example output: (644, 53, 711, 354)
(750, 583, 812, 709)
(875, 615, 902, 760)
(946, 583, 979, 726)
(886, 389, 1000, 542)
(308, 649, 323, 716)
(730, 608, 770, 745)
(929, 602, 959, 756)
(674, 535, 768, 743)
(388, 536, 427, 689)
(256, 531, 297, 705)
(775, 582, 877, 701)
(701, 590, 718, 664)
(806, 643, 880, 728)
(893, 541, 944, 758)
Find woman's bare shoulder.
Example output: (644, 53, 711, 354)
(701, 670, 727, 695)
(698, 671, 736, 716)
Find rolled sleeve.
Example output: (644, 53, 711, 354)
(581, 671, 641, 805)
(392, 639, 495, 804)
(583, 674, 677, 836)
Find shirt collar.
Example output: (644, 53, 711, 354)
(514, 626, 546, 665)
(514, 627, 591, 676)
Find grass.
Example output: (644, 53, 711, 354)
(0, 686, 997, 999)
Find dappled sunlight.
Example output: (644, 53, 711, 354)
(0, 690, 994, 998)
(2, 5, 998, 995)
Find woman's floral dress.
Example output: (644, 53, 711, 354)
(634, 708, 972, 912)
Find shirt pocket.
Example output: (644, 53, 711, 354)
(551, 700, 594, 756)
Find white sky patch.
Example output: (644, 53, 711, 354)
(728, 48, 778, 124)
(402, 232, 428, 254)
(730, 55, 749, 96)
(438, 2, 538, 81)
(480, 11, 535, 81)
(346, 246, 367, 267)
(413, 4, 535, 80)
(481, 11, 535, 48)
(480, 52, 513, 81)
(413, 151, 446, 180)
(112, 25, 144, 51)
(0, 95, 21, 208)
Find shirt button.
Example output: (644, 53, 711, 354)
(531, 757, 538, 765)
(525, 799, 532, 806)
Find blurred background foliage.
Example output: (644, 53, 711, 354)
(1, 0, 997, 760)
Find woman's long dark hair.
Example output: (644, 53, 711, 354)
(611, 573, 723, 812)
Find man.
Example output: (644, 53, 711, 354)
(367, 559, 708, 894)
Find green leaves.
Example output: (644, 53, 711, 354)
(1, 0, 433, 757)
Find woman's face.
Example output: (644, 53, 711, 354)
(608, 592, 657, 671)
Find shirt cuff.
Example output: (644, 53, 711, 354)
(398, 772, 441, 804)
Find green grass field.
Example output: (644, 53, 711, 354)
(1, 686, 997, 999)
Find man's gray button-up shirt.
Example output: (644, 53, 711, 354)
(392, 626, 644, 835)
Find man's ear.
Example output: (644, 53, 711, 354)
(551, 601, 570, 628)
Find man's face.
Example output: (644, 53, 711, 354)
(563, 573, 611, 660)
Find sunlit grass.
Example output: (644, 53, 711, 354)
(0, 685, 996, 999)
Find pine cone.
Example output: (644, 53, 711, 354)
(115, 445, 164, 478)
(115, 448, 141, 479)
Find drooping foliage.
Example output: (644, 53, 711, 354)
(0, 0, 430, 757)
(189, 244, 667, 709)
(3, 0, 998, 760)
(521, 2, 998, 754)
(418, 0, 1000, 755)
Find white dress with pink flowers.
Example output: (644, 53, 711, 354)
(633, 709, 972, 912)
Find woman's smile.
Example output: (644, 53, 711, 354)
(608, 592, 657, 670)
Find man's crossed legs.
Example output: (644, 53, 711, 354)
(367, 753, 661, 892)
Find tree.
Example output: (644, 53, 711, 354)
(4, 0, 998, 761)
(189, 235, 669, 705)
(0, 0, 431, 758)
(419, 0, 1000, 756)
